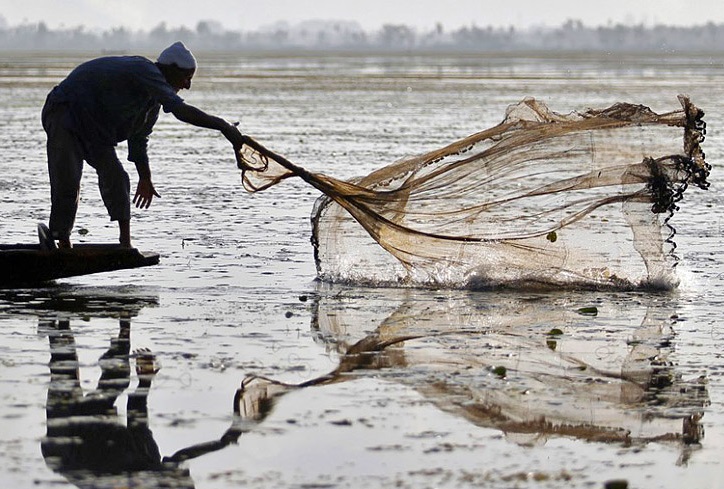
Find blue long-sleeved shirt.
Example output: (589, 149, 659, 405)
(46, 56, 184, 171)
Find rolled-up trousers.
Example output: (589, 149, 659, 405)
(42, 100, 131, 240)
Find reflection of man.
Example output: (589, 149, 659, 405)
(40, 318, 187, 487)
(40, 318, 243, 488)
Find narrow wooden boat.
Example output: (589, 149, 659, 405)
(0, 243, 160, 287)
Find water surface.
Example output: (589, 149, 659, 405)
(1, 51, 723, 488)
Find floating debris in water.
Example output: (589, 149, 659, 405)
(236, 96, 709, 290)
(491, 366, 507, 378)
(576, 307, 599, 316)
(604, 480, 629, 489)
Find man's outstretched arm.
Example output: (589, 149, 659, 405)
(171, 102, 246, 148)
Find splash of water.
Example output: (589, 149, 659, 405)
(236, 96, 709, 290)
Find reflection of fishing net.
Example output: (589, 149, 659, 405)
(237, 95, 709, 289)
(236, 287, 708, 449)
(311, 287, 708, 446)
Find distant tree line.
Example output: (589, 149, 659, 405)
(1, 18, 724, 52)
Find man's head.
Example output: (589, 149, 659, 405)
(157, 41, 196, 91)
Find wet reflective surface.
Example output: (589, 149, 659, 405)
(1, 51, 724, 488)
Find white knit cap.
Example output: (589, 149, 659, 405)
(157, 41, 197, 70)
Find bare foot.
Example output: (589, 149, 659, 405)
(57, 238, 72, 249)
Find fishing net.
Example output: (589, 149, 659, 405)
(236, 95, 709, 289)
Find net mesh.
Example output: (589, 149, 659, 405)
(236, 95, 709, 289)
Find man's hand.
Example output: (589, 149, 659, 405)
(222, 122, 247, 150)
(133, 177, 161, 209)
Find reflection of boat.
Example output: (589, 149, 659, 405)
(0, 285, 159, 317)
(0, 243, 159, 287)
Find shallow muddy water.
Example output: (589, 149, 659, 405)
(1, 50, 724, 488)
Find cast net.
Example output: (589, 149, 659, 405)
(236, 95, 709, 289)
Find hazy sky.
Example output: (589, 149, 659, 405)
(1, 0, 721, 31)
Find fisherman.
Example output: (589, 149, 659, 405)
(41, 41, 245, 248)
